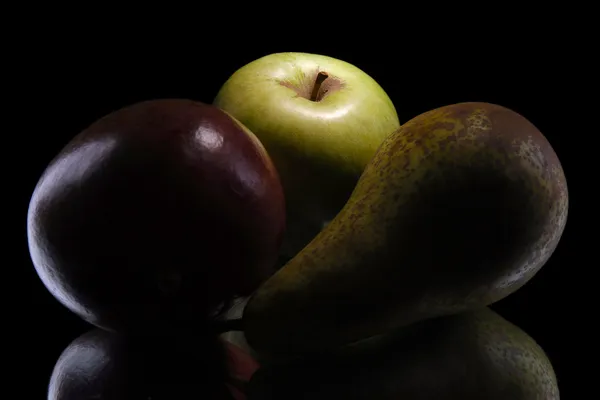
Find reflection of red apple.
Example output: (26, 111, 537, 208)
(49, 328, 259, 400)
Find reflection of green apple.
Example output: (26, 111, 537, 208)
(214, 52, 400, 257)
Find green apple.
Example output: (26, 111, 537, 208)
(214, 52, 400, 258)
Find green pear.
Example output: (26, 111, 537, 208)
(243, 102, 568, 360)
(247, 308, 559, 399)
(214, 52, 400, 257)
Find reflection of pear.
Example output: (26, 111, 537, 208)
(244, 102, 568, 359)
(247, 308, 559, 399)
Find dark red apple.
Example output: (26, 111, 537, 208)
(27, 99, 285, 332)
(48, 328, 256, 400)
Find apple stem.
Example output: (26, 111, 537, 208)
(310, 71, 329, 101)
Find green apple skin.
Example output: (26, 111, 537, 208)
(214, 52, 400, 258)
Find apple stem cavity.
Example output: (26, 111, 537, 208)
(310, 71, 329, 102)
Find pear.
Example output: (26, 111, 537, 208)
(247, 308, 559, 399)
(243, 102, 568, 360)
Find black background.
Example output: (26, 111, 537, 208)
(15, 27, 583, 398)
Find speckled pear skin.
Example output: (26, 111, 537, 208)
(247, 308, 559, 400)
(243, 102, 568, 360)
